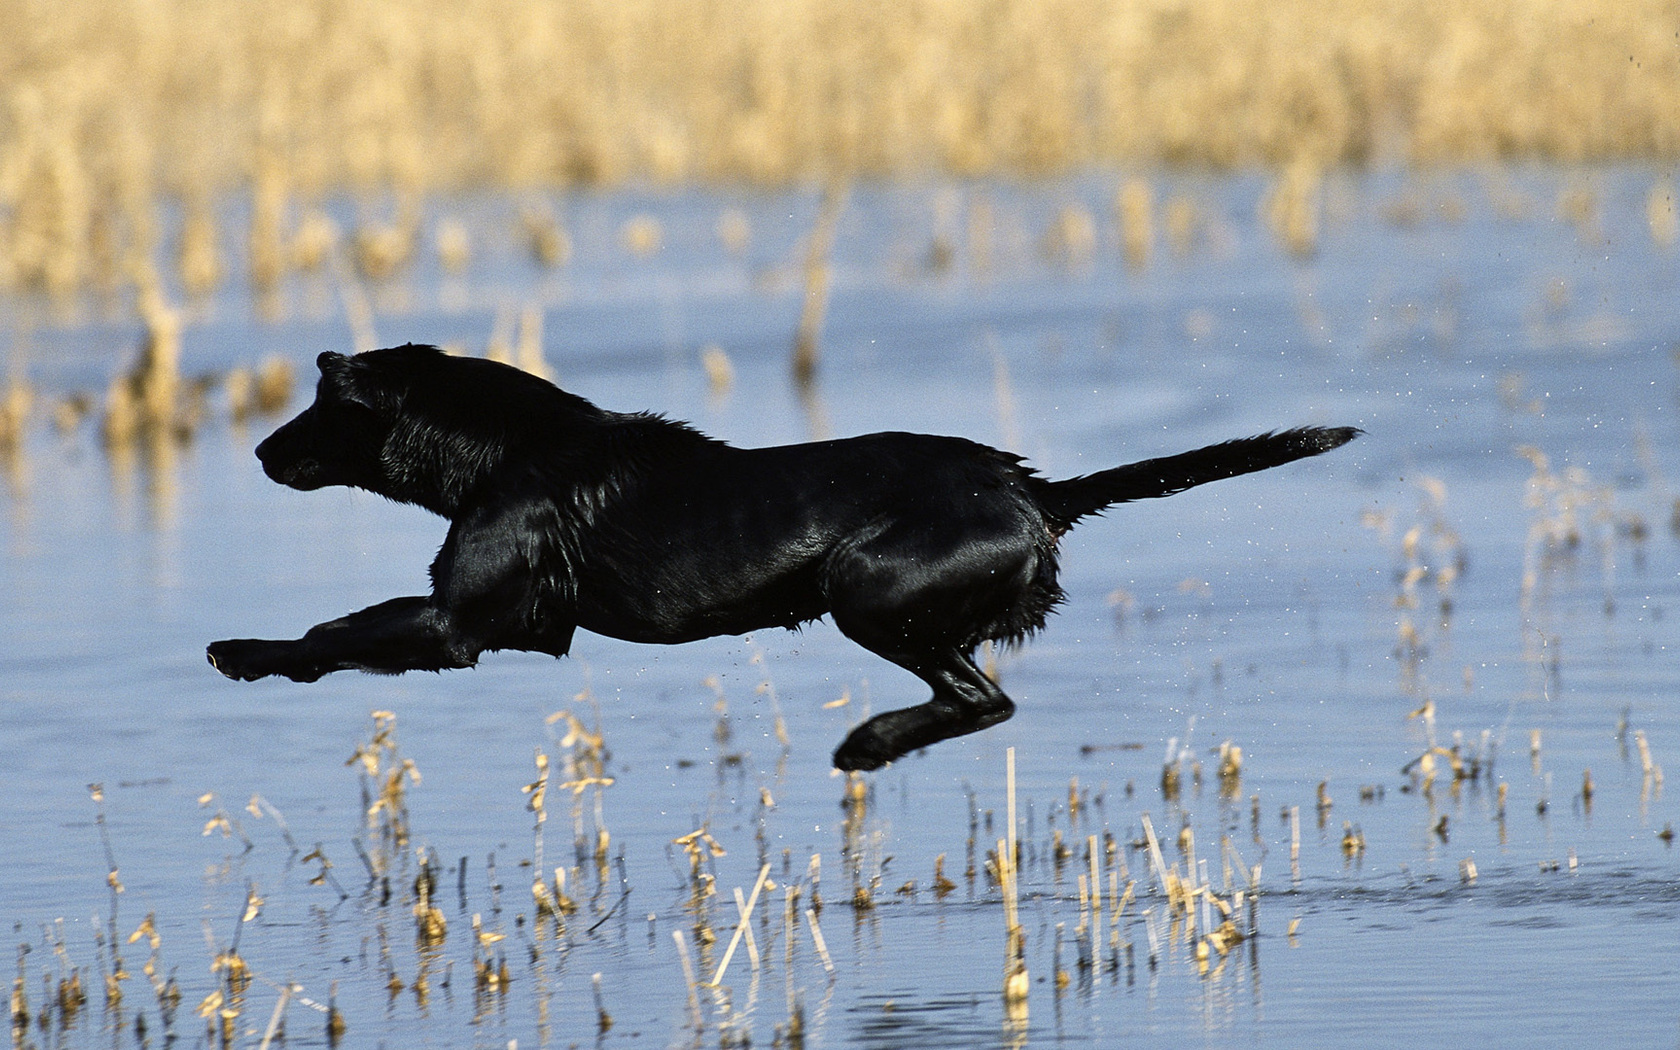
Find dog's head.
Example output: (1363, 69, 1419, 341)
(255, 350, 394, 493)
(255, 344, 602, 515)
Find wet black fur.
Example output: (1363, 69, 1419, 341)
(208, 344, 1358, 770)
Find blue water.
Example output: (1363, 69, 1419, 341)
(3, 169, 1679, 1047)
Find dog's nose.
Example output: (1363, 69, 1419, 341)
(253, 428, 297, 484)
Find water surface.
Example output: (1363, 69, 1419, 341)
(3, 169, 1679, 1048)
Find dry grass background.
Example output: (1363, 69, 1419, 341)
(0, 0, 1677, 297)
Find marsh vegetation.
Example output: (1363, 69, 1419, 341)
(2, 3, 1679, 1045)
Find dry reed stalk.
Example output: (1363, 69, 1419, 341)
(717, 208, 751, 255)
(1117, 178, 1153, 270)
(1289, 806, 1301, 884)
(352, 205, 418, 283)
(672, 931, 702, 1028)
(732, 886, 761, 968)
(291, 211, 341, 273)
(331, 256, 379, 354)
(1041, 203, 1096, 268)
(932, 854, 956, 898)
(1164, 195, 1197, 256)
(256, 983, 294, 1050)
(0, 380, 31, 451)
(1648, 180, 1678, 247)
(1087, 835, 1101, 931)
(791, 181, 848, 388)
(591, 972, 613, 1033)
(1140, 907, 1161, 965)
(1139, 814, 1172, 897)
(999, 747, 1028, 1013)
(516, 303, 547, 379)
(521, 206, 570, 268)
(621, 214, 663, 257)
(4, 0, 1680, 306)
(1217, 742, 1242, 797)
(991, 344, 1020, 454)
(248, 157, 287, 295)
(325, 982, 346, 1044)
(700, 345, 735, 396)
(253, 356, 293, 414)
(435, 218, 471, 275)
(1340, 822, 1365, 858)
(1265, 159, 1323, 257)
(803, 909, 834, 975)
(177, 202, 221, 299)
(1006, 747, 1018, 867)
(1635, 730, 1664, 789)
(710, 864, 771, 986)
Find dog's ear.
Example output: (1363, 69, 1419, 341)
(316, 351, 378, 409)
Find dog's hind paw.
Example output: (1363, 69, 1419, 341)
(833, 697, 1016, 772)
(832, 706, 945, 771)
(832, 724, 898, 772)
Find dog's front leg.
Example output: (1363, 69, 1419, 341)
(208, 597, 478, 682)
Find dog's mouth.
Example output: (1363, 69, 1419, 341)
(264, 457, 325, 489)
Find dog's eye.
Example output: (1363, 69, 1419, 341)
(318, 369, 379, 412)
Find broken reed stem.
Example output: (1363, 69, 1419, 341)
(997, 838, 1020, 934)
(1223, 836, 1258, 893)
(591, 972, 612, 1033)
(256, 983, 294, 1050)
(999, 746, 1029, 1010)
(804, 909, 834, 976)
(1112, 877, 1133, 939)
(1290, 805, 1302, 884)
(731, 887, 761, 971)
(1140, 814, 1169, 891)
(672, 931, 703, 1029)
(1141, 907, 1161, 964)
(710, 864, 771, 986)
(1006, 747, 1018, 867)
(1088, 835, 1101, 931)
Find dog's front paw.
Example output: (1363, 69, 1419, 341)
(207, 639, 314, 682)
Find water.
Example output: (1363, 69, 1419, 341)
(3, 169, 1679, 1048)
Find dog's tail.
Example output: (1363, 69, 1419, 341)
(1033, 426, 1360, 535)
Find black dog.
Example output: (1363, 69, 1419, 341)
(208, 344, 1357, 770)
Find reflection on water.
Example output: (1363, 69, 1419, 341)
(3, 170, 1680, 1047)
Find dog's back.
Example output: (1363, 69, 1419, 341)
(554, 430, 1054, 645)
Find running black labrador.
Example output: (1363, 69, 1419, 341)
(208, 344, 1357, 771)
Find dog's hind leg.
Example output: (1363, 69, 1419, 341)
(823, 520, 1042, 771)
(207, 596, 484, 682)
(831, 647, 1015, 771)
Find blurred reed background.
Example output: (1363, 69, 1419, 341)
(1, 0, 1677, 302)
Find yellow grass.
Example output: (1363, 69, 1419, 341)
(0, 0, 1677, 297)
